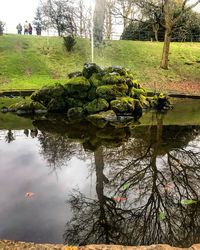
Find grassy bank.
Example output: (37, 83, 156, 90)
(0, 34, 200, 91)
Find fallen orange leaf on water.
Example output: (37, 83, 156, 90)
(25, 192, 35, 198)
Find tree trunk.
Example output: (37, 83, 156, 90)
(160, 28, 171, 69)
(160, 0, 172, 70)
(154, 30, 158, 42)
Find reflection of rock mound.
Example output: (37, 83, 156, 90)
(4, 63, 171, 124)
(33, 114, 200, 152)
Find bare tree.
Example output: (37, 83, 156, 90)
(75, 0, 92, 38)
(40, 0, 77, 36)
(113, 0, 138, 28)
(104, 0, 118, 40)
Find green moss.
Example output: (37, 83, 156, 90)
(47, 98, 67, 112)
(31, 83, 65, 106)
(110, 97, 135, 113)
(89, 73, 104, 87)
(133, 99, 143, 120)
(130, 87, 146, 99)
(31, 102, 47, 111)
(8, 100, 47, 114)
(64, 76, 91, 99)
(154, 93, 171, 110)
(96, 84, 129, 101)
(84, 98, 109, 114)
(9, 100, 32, 111)
(140, 95, 151, 108)
(102, 74, 126, 85)
(87, 113, 108, 128)
(82, 63, 102, 79)
(88, 86, 97, 101)
(66, 97, 84, 108)
(105, 66, 128, 76)
(67, 107, 84, 120)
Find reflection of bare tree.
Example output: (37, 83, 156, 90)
(38, 132, 83, 169)
(64, 114, 200, 248)
(5, 130, 15, 143)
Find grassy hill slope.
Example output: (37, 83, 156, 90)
(0, 34, 200, 91)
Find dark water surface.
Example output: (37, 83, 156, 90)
(0, 98, 200, 247)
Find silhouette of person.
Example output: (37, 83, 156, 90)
(28, 23, 32, 35)
(24, 21, 29, 35)
(16, 23, 22, 34)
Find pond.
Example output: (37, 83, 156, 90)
(0, 98, 200, 247)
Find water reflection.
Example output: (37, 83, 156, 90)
(60, 115, 200, 248)
(1, 112, 200, 247)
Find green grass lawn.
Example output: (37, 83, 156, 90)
(0, 34, 200, 91)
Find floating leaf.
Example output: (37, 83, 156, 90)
(122, 183, 129, 190)
(25, 192, 35, 198)
(158, 211, 166, 221)
(181, 199, 198, 205)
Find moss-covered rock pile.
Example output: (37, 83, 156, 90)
(2, 63, 171, 123)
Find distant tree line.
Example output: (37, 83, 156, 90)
(121, 7, 200, 42)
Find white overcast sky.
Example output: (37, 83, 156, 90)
(0, 0, 92, 35)
(0, 0, 199, 35)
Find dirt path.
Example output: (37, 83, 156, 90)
(1, 241, 200, 250)
(142, 80, 200, 96)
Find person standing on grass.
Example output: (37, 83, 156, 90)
(28, 23, 32, 35)
(24, 21, 29, 35)
(16, 23, 22, 34)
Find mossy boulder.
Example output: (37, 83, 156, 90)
(84, 98, 109, 114)
(64, 76, 91, 99)
(105, 66, 128, 76)
(88, 86, 97, 101)
(67, 107, 84, 120)
(154, 93, 172, 110)
(66, 97, 84, 108)
(110, 97, 135, 114)
(9, 101, 47, 114)
(87, 110, 117, 128)
(31, 84, 66, 106)
(102, 74, 126, 85)
(82, 63, 102, 79)
(68, 71, 82, 79)
(134, 99, 143, 120)
(96, 84, 129, 101)
(47, 98, 67, 112)
(89, 73, 104, 87)
(130, 87, 146, 99)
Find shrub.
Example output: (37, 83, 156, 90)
(63, 35, 76, 51)
(0, 21, 5, 35)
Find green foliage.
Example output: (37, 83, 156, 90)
(121, 9, 200, 42)
(158, 212, 166, 221)
(63, 35, 76, 52)
(181, 199, 198, 205)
